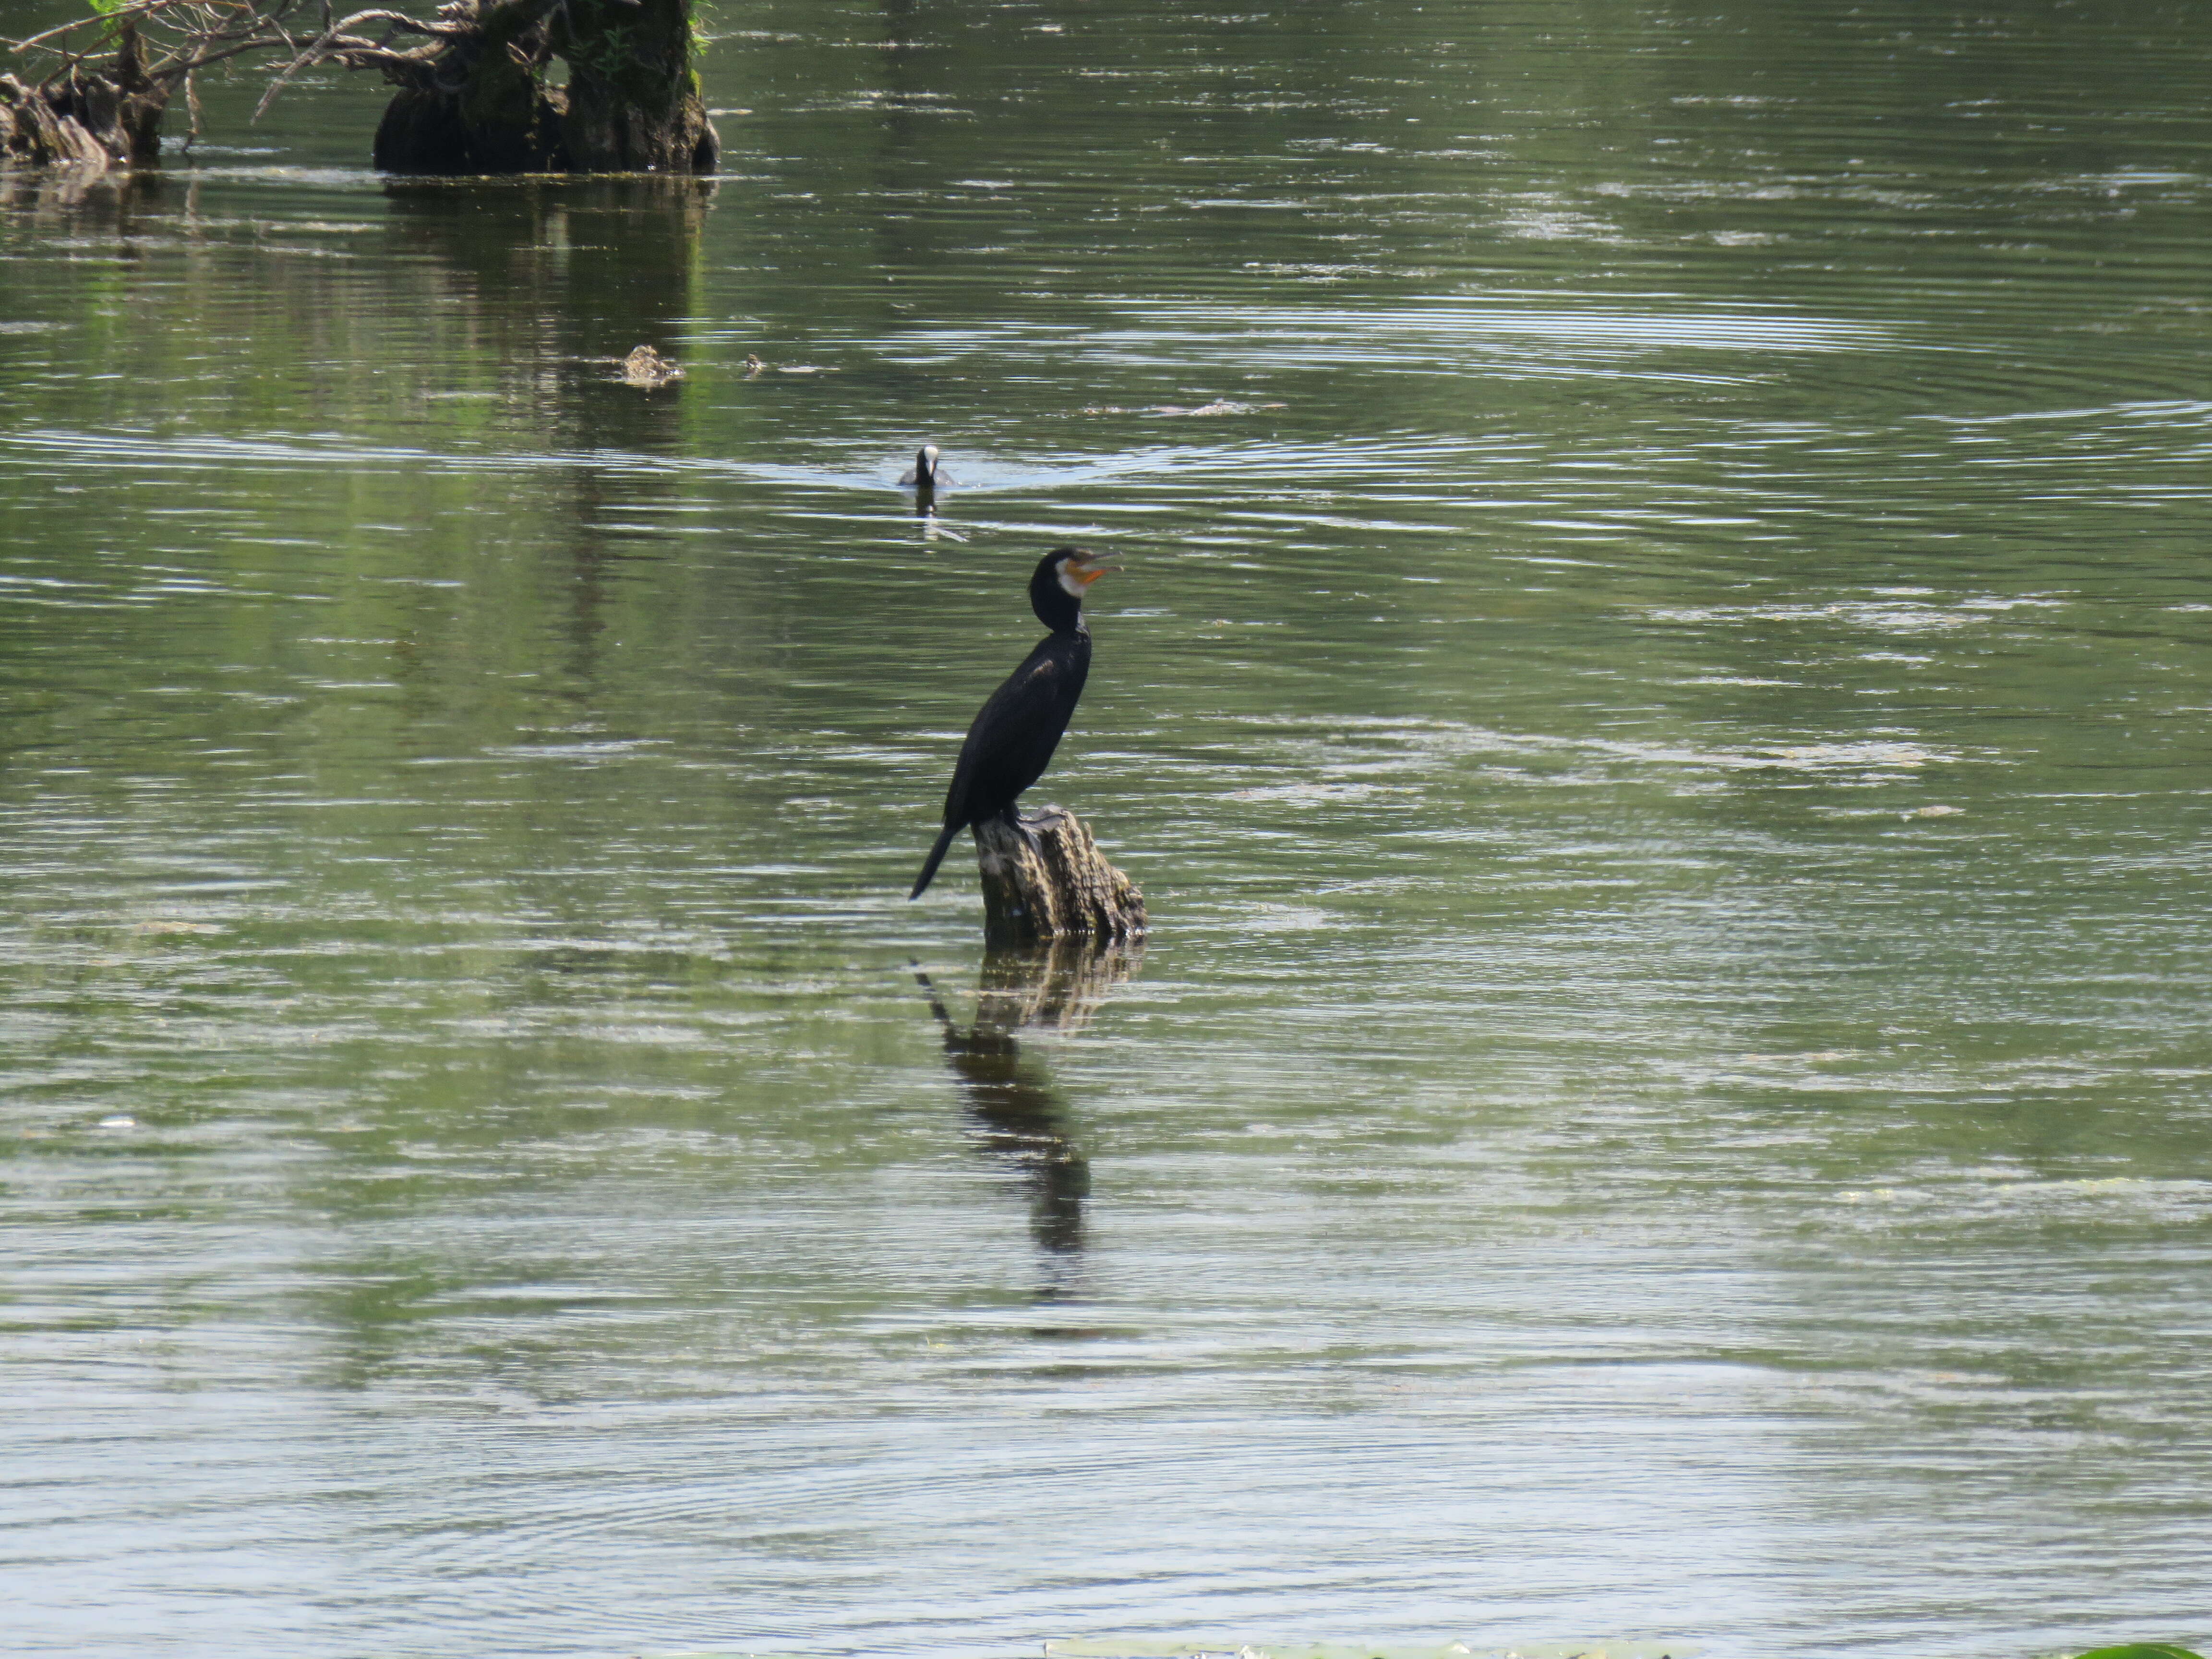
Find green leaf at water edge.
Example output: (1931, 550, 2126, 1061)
(2070, 1646, 2206, 1659)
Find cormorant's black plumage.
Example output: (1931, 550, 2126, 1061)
(910, 548, 1112, 900)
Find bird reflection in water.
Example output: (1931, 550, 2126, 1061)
(913, 940, 1140, 1287)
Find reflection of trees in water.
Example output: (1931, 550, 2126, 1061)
(0, 164, 161, 215)
(914, 942, 1140, 1280)
(383, 177, 712, 408)
(3, 170, 722, 704)
(381, 177, 714, 697)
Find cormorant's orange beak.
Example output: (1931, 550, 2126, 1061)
(1066, 553, 1119, 587)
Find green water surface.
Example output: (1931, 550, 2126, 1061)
(3, 2, 2210, 1656)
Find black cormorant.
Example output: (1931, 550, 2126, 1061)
(909, 547, 1117, 900)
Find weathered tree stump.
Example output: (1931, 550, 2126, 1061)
(4, 0, 717, 177)
(371, 78, 569, 175)
(0, 75, 109, 168)
(972, 805, 1145, 949)
(0, 25, 167, 170)
(368, 0, 717, 175)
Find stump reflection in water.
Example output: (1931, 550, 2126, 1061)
(914, 941, 1141, 1276)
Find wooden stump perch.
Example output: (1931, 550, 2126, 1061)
(972, 805, 1145, 948)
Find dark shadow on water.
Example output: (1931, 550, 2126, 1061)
(914, 940, 1141, 1294)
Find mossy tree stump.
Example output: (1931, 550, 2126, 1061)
(371, 0, 718, 174)
(971, 805, 1145, 949)
(3, 0, 717, 176)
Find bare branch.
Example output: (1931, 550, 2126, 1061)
(253, 9, 455, 118)
(7, 4, 170, 55)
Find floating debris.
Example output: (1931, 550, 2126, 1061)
(740, 353, 830, 375)
(618, 344, 684, 389)
(1080, 398, 1287, 416)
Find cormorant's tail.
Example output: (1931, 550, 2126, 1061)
(909, 821, 962, 900)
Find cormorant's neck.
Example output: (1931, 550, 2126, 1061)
(1039, 605, 1087, 637)
(1029, 579, 1087, 636)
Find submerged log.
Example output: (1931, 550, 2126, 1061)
(972, 805, 1145, 949)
